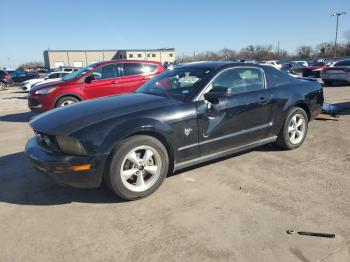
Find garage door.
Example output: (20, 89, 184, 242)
(54, 62, 64, 68)
(73, 61, 83, 68)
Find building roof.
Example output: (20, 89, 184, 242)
(118, 48, 175, 52)
(44, 49, 118, 53)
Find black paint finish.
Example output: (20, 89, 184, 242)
(25, 62, 324, 188)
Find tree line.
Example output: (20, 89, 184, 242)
(179, 31, 350, 62)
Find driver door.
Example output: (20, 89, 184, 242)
(196, 67, 274, 156)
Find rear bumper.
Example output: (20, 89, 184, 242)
(25, 137, 107, 188)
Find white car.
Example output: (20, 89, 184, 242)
(260, 60, 282, 69)
(21, 71, 70, 91)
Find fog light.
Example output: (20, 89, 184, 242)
(69, 164, 92, 172)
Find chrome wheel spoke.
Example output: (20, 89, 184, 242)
(295, 130, 303, 137)
(143, 149, 153, 162)
(290, 131, 296, 140)
(136, 173, 145, 187)
(127, 152, 139, 166)
(144, 165, 158, 176)
(122, 168, 137, 180)
(296, 118, 303, 127)
(288, 126, 294, 133)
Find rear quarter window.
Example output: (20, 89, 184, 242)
(123, 63, 158, 76)
(265, 67, 295, 88)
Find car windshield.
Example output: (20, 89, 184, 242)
(62, 64, 97, 81)
(135, 67, 213, 101)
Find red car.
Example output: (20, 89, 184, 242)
(28, 60, 164, 112)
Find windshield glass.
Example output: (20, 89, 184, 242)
(62, 64, 97, 81)
(135, 67, 212, 101)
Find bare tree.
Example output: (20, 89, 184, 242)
(296, 46, 313, 59)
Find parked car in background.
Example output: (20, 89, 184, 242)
(321, 59, 350, 85)
(0, 70, 13, 90)
(21, 71, 70, 91)
(56, 66, 80, 73)
(28, 60, 165, 112)
(289, 61, 326, 78)
(26, 62, 324, 200)
(260, 60, 282, 69)
(10, 71, 39, 84)
(290, 60, 308, 67)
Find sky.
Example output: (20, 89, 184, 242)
(1, 0, 350, 68)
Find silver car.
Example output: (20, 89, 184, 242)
(321, 59, 350, 85)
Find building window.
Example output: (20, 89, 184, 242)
(119, 55, 123, 59)
(152, 54, 156, 58)
(129, 54, 133, 58)
(147, 54, 151, 57)
(169, 53, 174, 57)
(137, 54, 142, 58)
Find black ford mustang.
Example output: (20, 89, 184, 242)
(25, 62, 324, 200)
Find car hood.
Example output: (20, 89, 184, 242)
(29, 93, 173, 135)
(30, 79, 67, 93)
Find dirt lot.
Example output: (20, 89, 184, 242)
(0, 84, 349, 262)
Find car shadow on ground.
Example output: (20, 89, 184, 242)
(322, 82, 350, 88)
(0, 152, 121, 205)
(0, 111, 38, 122)
(0, 144, 281, 206)
(2, 96, 27, 100)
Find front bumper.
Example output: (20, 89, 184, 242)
(28, 94, 52, 112)
(25, 137, 107, 188)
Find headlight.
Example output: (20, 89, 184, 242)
(56, 136, 87, 155)
(35, 86, 58, 95)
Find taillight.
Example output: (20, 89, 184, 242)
(5, 75, 12, 80)
(321, 67, 328, 73)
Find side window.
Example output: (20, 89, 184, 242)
(265, 67, 293, 88)
(212, 68, 264, 93)
(92, 64, 119, 80)
(48, 73, 59, 79)
(141, 64, 158, 74)
(123, 63, 143, 76)
(60, 73, 69, 78)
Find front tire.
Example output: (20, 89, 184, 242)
(55, 96, 79, 107)
(105, 135, 169, 200)
(275, 107, 308, 150)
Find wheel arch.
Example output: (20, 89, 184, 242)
(290, 102, 311, 121)
(53, 93, 83, 108)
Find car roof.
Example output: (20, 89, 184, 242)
(174, 61, 265, 70)
(95, 60, 162, 66)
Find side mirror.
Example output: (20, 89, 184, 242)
(85, 75, 95, 84)
(204, 86, 232, 104)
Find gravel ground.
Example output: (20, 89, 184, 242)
(0, 84, 349, 262)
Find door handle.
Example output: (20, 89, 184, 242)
(112, 80, 119, 84)
(259, 97, 271, 104)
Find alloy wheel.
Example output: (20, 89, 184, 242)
(120, 146, 162, 192)
(288, 113, 306, 145)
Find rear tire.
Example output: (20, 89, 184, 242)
(0, 82, 7, 90)
(55, 96, 79, 107)
(275, 107, 308, 150)
(105, 135, 169, 201)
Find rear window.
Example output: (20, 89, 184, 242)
(334, 60, 350, 66)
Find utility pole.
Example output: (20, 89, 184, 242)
(277, 41, 280, 60)
(7, 57, 11, 68)
(331, 12, 346, 57)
